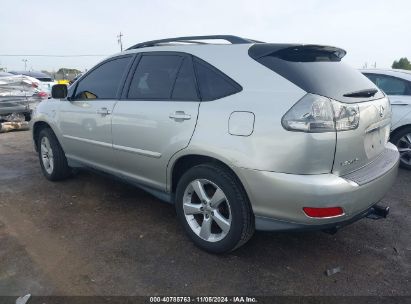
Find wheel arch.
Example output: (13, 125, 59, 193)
(32, 121, 59, 152)
(391, 123, 411, 142)
(169, 153, 249, 199)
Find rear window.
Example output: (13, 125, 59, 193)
(38, 77, 53, 82)
(249, 44, 384, 102)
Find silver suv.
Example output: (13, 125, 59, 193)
(31, 35, 399, 253)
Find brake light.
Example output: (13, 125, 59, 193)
(303, 207, 344, 218)
(38, 91, 48, 99)
(282, 93, 359, 133)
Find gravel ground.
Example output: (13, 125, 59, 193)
(0, 130, 410, 297)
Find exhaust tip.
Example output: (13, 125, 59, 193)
(367, 205, 390, 220)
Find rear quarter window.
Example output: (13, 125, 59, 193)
(193, 58, 242, 101)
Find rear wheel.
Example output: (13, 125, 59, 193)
(391, 126, 411, 170)
(175, 163, 254, 253)
(38, 128, 71, 180)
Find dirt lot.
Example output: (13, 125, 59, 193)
(0, 130, 410, 297)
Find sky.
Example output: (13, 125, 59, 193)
(1, 0, 410, 72)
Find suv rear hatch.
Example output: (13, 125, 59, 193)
(249, 44, 391, 176)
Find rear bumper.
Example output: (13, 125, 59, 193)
(255, 203, 389, 232)
(234, 143, 399, 231)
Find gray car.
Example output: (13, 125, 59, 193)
(31, 35, 399, 253)
(0, 73, 42, 121)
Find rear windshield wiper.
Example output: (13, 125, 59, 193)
(343, 89, 378, 98)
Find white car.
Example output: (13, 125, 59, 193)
(361, 69, 411, 169)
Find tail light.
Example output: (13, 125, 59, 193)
(38, 91, 48, 99)
(282, 93, 359, 133)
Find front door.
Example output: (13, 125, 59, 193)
(59, 55, 133, 169)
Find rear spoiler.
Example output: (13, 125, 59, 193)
(249, 44, 347, 62)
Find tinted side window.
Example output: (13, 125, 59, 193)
(365, 74, 410, 96)
(194, 58, 241, 101)
(172, 58, 199, 101)
(128, 55, 183, 99)
(74, 56, 131, 99)
(363, 73, 377, 83)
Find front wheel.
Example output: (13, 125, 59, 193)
(175, 163, 254, 253)
(391, 126, 411, 170)
(38, 128, 71, 181)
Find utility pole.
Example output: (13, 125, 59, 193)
(22, 59, 28, 70)
(117, 32, 124, 52)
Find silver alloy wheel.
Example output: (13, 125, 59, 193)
(398, 133, 411, 166)
(183, 179, 232, 242)
(40, 136, 54, 174)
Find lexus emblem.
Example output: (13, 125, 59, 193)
(379, 105, 385, 117)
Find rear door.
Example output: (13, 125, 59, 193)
(58, 55, 133, 169)
(111, 52, 200, 189)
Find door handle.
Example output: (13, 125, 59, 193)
(97, 107, 111, 116)
(169, 111, 191, 121)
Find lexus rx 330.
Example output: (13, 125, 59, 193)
(31, 35, 399, 253)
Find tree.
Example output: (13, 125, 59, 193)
(57, 68, 82, 75)
(392, 57, 411, 70)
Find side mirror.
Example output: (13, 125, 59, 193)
(51, 84, 68, 99)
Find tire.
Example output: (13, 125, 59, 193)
(38, 128, 71, 181)
(175, 163, 254, 253)
(390, 126, 411, 170)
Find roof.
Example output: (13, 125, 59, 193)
(0, 72, 13, 77)
(9, 70, 53, 80)
(360, 68, 411, 81)
(126, 35, 260, 50)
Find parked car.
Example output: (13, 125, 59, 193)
(361, 69, 411, 169)
(0, 73, 44, 122)
(0, 72, 14, 77)
(31, 35, 398, 253)
(9, 71, 56, 97)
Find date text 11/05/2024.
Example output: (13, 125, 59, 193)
(149, 296, 258, 303)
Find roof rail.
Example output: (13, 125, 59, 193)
(126, 35, 259, 50)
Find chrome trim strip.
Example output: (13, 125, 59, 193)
(113, 144, 162, 158)
(63, 135, 112, 148)
(365, 118, 391, 134)
(63, 135, 161, 158)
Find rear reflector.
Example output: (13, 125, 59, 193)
(303, 207, 344, 218)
